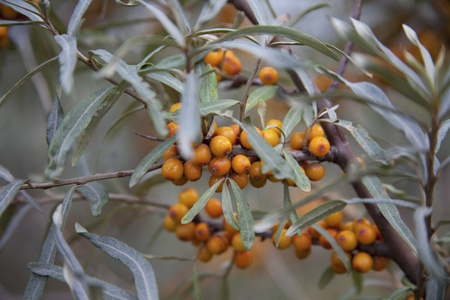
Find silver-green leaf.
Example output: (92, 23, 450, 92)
(245, 85, 278, 115)
(78, 182, 109, 217)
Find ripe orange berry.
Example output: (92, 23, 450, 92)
(331, 251, 351, 274)
(0, 26, 8, 39)
(171, 175, 188, 186)
(249, 161, 266, 181)
(265, 119, 283, 137)
(262, 129, 280, 147)
(210, 135, 232, 157)
(206, 235, 228, 255)
(307, 220, 328, 239)
(204, 50, 224, 67)
(295, 248, 312, 259)
(197, 244, 213, 262)
(223, 214, 239, 234)
(293, 231, 312, 251)
(341, 221, 354, 232)
(352, 252, 374, 273)
(165, 122, 180, 138)
(240, 127, 262, 149)
(163, 145, 179, 159)
(0, 5, 18, 20)
(195, 222, 211, 241)
(209, 175, 225, 192)
(259, 66, 279, 85)
(183, 160, 202, 181)
(356, 224, 377, 245)
(290, 132, 305, 150)
(404, 295, 423, 300)
(178, 188, 199, 208)
(229, 172, 249, 189)
(285, 178, 296, 186)
(305, 163, 326, 181)
(231, 232, 247, 252)
(205, 198, 223, 218)
(208, 156, 231, 176)
(231, 155, 251, 174)
(319, 228, 338, 250)
(249, 177, 267, 188)
(229, 124, 240, 136)
(175, 222, 196, 241)
(309, 136, 330, 157)
(192, 144, 212, 165)
(216, 126, 237, 145)
(324, 211, 344, 228)
(168, 203, 189, 223)
(336, 230, 358, 252)
(222, 51, 242, 75)
(306, 124, 325, 143)
(272, 228, 293, 249)
(234, 251, 252, 268)
(372, 255, 388, 271)
(162, 158, 184, 181)
(163, 214, 177, 232)
(353, 217, 372, 231)
(169, 102, 182, 112)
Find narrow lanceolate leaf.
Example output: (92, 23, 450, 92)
(91, 49, 167, 137)
(362, 176, 418, 252)
(67, 0, 92, 37)
(334, 120, 389, 165)
(286, 200, 346, 237)
(229, 180, 255, 251)
(181, 178, 225, 224)
(0, 204, 32, 250)
(76, 223, 159, 300)
(45, 87, 113, 179)
(192, 267, 203, 300)
(274, 218, 289, 248)
(178, 72, 201, 160)
(46, 92, 65, 147)
(352, 271, 363, 295)
(78, 182, 109, 217)
(378, 287, 411, 300)
(283, 150, 311, 192)
(245, 85, 278, 115)
(436, 119, 450, 153)
(318, 267, 335, 290)
(0, 179, 27, 219)
(167, 0, 190, 35)
(195, 0, 227, 30)
(72, 82, 127, 166)
(200, 65, 219, 104)
(146, 71, 183, 93)
(282, 106, 303, 138)
(314, 224, 351, 273)
(55, 34, 77, 94)
(222, 184, 240, 231)
(0, 164, 14, 182)
(199, 100, 239, 116)
(133, 0, 185, 47)
(129, 135, 177, 187)
(24, 186, 77, 300)
(246, 0, 267, 25)
(28, 263, 138, 300)
(283, 182, 299, 224)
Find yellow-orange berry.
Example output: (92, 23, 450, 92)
(306, 124, 325, 143)
(259, 66, 279, 85)
(356, 224, 377, 245)
(165, 122, 180, 138)
(307, 220, 328, 239)
(169, 102, 182, 112)
(249, 161, 266, 181)
(231, 232, 247, 252)
(223, 214, 239, 234)
(169, 203, 189, 223)
(163, 145, 179, 159)
(162, 158, 184, 181)
(295, 248, 312, 259)
(229, 124, 240, 136)
(231, 154, 251, 174)
(372, 255, 388, 271)
(305, 163, 326, 181)
(210, 135, 232, 157)
(353, 217, 372, 232)
(229, 172, 249, 189)
(336, 230, 358, 251)
(290, 132, 305, 150)
(209, 175, 225, 192)
(206, 235, 228, 255)
(195, 222, 211, 241)
(404, 295, 423, 300)
(309, 136, 330, 157)
(204, 50, 224, 67)
(192, 144, 212, 165)
(319, 228, 338, 250)
(272, 228, 293, 249)
(0, 5, 18, 20)
(234, 251, 252, 268)
(324, 211, 344, 228)
(163, 214, 177, 232)
(240, 127, 262, 149)
(293, 231, 312, 251)
(175, 222, 196, 241)
(205, 198, 223, 218)
(265, 119, 283, 137)
(216, 126, 237, 145)
(352, 252, 373, 273)
(331, 251, 351, 274)
(208, 156, 231, 176)
(171, 175, 188, 186)
(0, 26, 8, 39)
(262, 129, 280, 147)
(197, 244, 213, 262)
(222, 51, 242, 75)
(178, 188, 199, 208)
(341, 221, 354, 232)
(183, 160, 202, 181)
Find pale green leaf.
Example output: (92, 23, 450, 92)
(200, 64, 218, 104)
(0, 164, 14, 182)
(314, 224, 351, 273)
(146, 71, 183, 93)
(195, 0, 227, 30)
(246, 0, 267, 25)
(288, 3, 330, 27)
(199, 99, 239, 116)
(318, 267, 335, 290)
(67, 0, 92, 37)
(282, 106, 303, 137)
(352, 271, 363, 295)
(167, 0, 190, 35)
(436, 119, 450, 153)
(282, 150, 311, 192)
(0, 204, 32, 250)
(222, 183, 240, 231)
(78, 182, 109, 217)
(192, 267, 203, 300)
(245, 85, 278, 115)
(55, 34, 77, 94)
(0, 179, 27, 219)
(378, 287, 411, 300)
(46, 92, 65, 147)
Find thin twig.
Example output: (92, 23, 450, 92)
(240, 58, 262, 122)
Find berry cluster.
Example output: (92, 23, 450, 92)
(204, 49, 242, 81)
(0, 4, 21, 47)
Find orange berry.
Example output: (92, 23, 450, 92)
(192, 144, 212, 165)
(229, 124, 240, 136)
(163, 145, 179, 159)
(240, 127, 262, 149)
(341, 221, 354, 232)
(307, 220, 328, 239)
(285, 178, 296, 186)
(306, 124, 325, 143)
(195, 222, 211, 241)
(183, 160, 202, 181)
(216, 126, 237, 145)
(353, 217, 372, 231)
(209, 175, 225, 192)
(309, 136, 330, 157)
(210, 135, 232, 157)
(272, 228, 293, 249)
(265, 119, 283, 137)
(208, 156, 231, 176)
(319, 228, 338, 250)
(204, 50, 224, 67)
(324, 211, 344, 228)
(231, 155, 251, 174)
(197, 244, 213, 262)
(169, 102, 182, 112)
(293, 231, 312, 251)
(171, 175, 188, 186)
(305, 163, 326, 181)
(331, 251, 351, 274)
(165, 122, 180, 138)
(222, 51, 242, 75)
(169, 203, 189, 223)
(231, 232, 247, 252)
(175, 222, 196, 241)
(229, 172, 248, 189)
(290, 132, 305, 150)
(352, 252, 373, 273)
(205, 198, 223, 218)
(178, 188, 199, 208)
(336, 230, 358, 251)
(262, 129, 280, 147)
(234, 251, 252, 268)
(206, 235, 228, 255)
(162, 158, 184, 181)
(372, 255, 388, 271)
(163, 214, 177, 232)
(295, 248, 312, 259)
(0, 26, 8, 39)
(0, 5, 18, 20)
(249, 161, 266, 181)
(259, 66, 279, 85)
(356, 224, 377, 245)
(223, 214, 239, 234)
